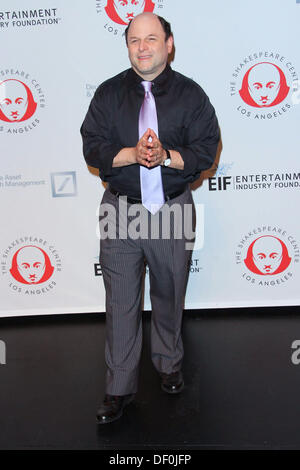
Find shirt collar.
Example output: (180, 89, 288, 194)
(124, 64, 174, 95)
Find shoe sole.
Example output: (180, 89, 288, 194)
(96, 394, 135, 424)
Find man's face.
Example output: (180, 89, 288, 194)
(114, 0, 145, 24)
(248, 63, 280, 107)
(0, 80, 28, 121)
(16, 246, 46, 284)
(127, 13, 173, 80)
(252, 236, 283, 274)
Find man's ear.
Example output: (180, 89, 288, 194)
(167, 35, 174, 55)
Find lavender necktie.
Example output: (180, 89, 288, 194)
(139, 81, 165, 215)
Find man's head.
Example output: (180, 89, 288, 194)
(239, 62, 290, 108)
(252, 236, 283, 274)
(125, 13, 173, 81)
(10, 245, 55, 284)
(244, 235, 291, 276)
(16, 246, 46, 284)
(113, 0, 146, 24)
(0, 79, 37, 123)
(105, 0, 155, 26)
(248, 63, 280, 107)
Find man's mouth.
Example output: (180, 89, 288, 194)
(138, 55, 152, 60)
(264, 265, 272, 272)
(260, 96, 269, 104)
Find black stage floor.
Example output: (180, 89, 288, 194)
(0, 307, 300, 450)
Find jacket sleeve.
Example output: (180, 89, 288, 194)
(173, 93, 220, 179)
(80, 86, 122, 178)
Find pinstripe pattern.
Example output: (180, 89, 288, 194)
(100, 187, 195, 395)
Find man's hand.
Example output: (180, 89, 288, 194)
(135, 128, 165, 168)
(113, 129, 183, 170)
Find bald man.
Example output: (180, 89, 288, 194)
(0, 79, 37, 122)
(81, 13, 219, 423)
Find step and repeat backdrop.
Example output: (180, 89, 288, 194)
(1, 0, 299, 317)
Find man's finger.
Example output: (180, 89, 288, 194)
(149, 128, 157, 138)
(143, 128, 152, 139)
(140, 134, 149, 144)
(141, 139, 148, 148)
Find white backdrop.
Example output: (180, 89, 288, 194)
(0, 0, 299, 317)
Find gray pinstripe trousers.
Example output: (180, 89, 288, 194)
(99, 186, 195, 395)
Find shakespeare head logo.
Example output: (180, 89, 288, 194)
(239, 62, 290, 107)
(244, 235, 291, 275)
(0, 79, 37, 122)
(9, 245, 54, 284)
(105, 0, 155, 25)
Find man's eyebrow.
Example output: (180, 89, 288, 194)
(128, 34, 159, 40)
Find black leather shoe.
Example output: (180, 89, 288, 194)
(160, 371, 184, 394)
(96, 393, 135, 424)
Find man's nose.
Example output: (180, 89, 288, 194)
(138, 40, 148, 51)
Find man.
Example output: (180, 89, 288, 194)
(244, 235, 291, 275)
(239, 62, 289, 108)
(81, 12, 219, 424)
(10, 246, 54, 284)
(105, 0, 155, 25)
(0, 79, 37, 123)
